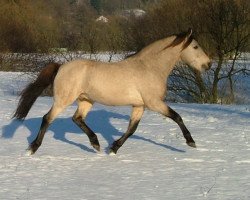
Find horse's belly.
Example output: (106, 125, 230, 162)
(87, 87, 144, 106)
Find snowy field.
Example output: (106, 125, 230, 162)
(0, 72, 250, 200)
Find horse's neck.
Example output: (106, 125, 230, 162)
(154, 50, 181, 77)
(136, 43, 181, 77)
(137, 37, 175, 58)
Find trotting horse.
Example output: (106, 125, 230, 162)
(13, 29, 211, 155)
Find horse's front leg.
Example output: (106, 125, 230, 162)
(166, 106, 196, 147)
(72, 100, 100, 151)
(148, 101, 196, 148)
(110, 106, 144, 154)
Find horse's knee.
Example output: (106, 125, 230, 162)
(146, 101, 168, 115)
(72, 114, 81, 124)
(77, 100, 93, 118)
(46, 104, 65, 124)
(167, 107, 183, 123)
(131, 106, 144, 121)
(41, 113, 51, 126)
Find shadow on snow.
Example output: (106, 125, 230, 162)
(2, 109, 185, 154)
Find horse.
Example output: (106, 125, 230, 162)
(13, 28, 211, 155)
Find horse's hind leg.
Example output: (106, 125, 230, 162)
(72, 100, 100, 151)
(148, 101, 196, 148)
(27, 104, 65, 155)
(110, 106, 144, 154)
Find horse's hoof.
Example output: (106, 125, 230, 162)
(25, 148, 34, 156)
(92, 143, 101, 152)
(109, 149, 117, 156)
(187, 141, 196, 148)
(27, 142, 40, 155)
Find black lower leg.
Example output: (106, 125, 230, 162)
(72, 116, 100, 151)
(28, 114, 50, 154)
(167, 107, 196, 147)
(110, 120, 140, 154)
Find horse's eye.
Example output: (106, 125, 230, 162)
(194, 46, 198, 49)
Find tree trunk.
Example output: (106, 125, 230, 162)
(227, 51, 238, 104)
(228, 75, 235, 103)
(211, 57, 223, 103)
(193, 70, 207, 103)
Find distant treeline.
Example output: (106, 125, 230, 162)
(0, 0, 158, 53)
(0, 0, 249, 55)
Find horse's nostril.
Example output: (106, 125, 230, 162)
(208, 62, 212, 69)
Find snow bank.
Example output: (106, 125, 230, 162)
(0, 72, 249, 199)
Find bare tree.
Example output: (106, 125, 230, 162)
(196, 0, 250, 103)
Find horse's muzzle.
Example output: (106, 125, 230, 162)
(202, 62, 212, 70)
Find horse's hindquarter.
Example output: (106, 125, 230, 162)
(53, 60, 90, 106)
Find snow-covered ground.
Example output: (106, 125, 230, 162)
(0, 72, 250, 200)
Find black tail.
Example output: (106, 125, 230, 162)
(13, 63, 61, 120)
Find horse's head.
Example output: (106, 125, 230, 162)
(180, 29, 212, 71)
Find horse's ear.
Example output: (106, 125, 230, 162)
(181, 28, 193, 49)
(187, 28, 193, 38)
